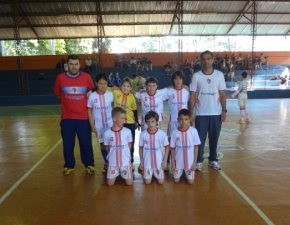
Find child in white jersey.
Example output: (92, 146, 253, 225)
(231, 71, 250, 124)
(104, 107, 133, 186)
(170, 109, 201, 184)
(87, 73, 114, 173)
(139, 111, 169, 184)
(135, 77, 168, 131)
(165, 71, 190, 170)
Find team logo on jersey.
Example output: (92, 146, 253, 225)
(117, 94, 121, 99)
(94, 99, 98, 103)
(176, 137, 180, 141)
(171, 94, 175, 99)
(111, 170, 115, 174)
(144, 97, 147, 101)
(122, 170, 127, 175)
(72, 87, 77, 93)
(110, 137, 114, 141)
(207, 78, 211, 84)
(147, 170, 151, 175)
(144, 140, 148, 144)
(156, 169, 160, 175)
(99, 135, 103, 139)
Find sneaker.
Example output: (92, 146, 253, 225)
(246, 118, 251, 122)
(63, 168, 74, 176)
(102, 163, 108, 174)
(237, 119, 244, 124)
(164, 163, 170, 172)
(196, 162, 203, 171)
(208, 161, 221, 170)
(86, 165, 95, 175)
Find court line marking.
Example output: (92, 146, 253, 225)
(0, 139, 62, 205)
(219, 171, 274, 225)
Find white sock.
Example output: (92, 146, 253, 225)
(240, 110, 244, 120)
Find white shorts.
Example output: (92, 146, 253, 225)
(143, 167, 164, 180)
(141, 122, 161, 131)
(173, 169, 195, 180)
(167, 121, 180, 136)
(96, 127, 110, 143)
(238, 93, 248, 107)
(107, 165, 133, 179)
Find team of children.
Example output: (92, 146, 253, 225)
(86, 70, 249, 186)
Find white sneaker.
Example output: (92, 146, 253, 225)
(196, 162, 203, 171)
(208, 161, 221, 170)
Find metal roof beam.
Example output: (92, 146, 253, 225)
(2, 11, 290, 17)
(169, 2, 180, 35)
(226, 1, 251, 34)
(1, 0, 289, 2)
(2, 21, 290, 28)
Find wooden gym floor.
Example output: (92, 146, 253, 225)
(0, 99, 289, 225)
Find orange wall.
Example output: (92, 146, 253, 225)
(0, 52, 290, 71)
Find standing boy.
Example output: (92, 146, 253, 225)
(87, 73, 114, 173)
(170, 109, 201, 184)
(139, 111, 169, 184)
(54, 54, 95, 175)
(104, 107, 133, 186)
(231, 72, 250, 123)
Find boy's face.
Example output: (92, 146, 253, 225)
(113, 113, 126, 127)
(178, 114, 190, 128)
(121, 82, 131, 94)
(173, 76, 183, 88)
(146, 117, 158, 130)
(96, 78, 107, 93)
(146, 82, 157, 95)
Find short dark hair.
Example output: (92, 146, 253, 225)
(145, 77, 158, 86)
(241, 71, 248, 78)
(95, 73, 108, 82)
(112, 106, 126, 118)
(200, 50, 214, 59)
(178, 109, 191, 118)
(145, 111, 159, 122)
(171, 70, 184, 86)
(67, 54, 80, 62)
(132, 74, 137, 78)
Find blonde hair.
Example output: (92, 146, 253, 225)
(121, 77, 132, 87)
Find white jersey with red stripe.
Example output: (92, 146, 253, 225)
(139, 129, 169, 169)
(190, 69, 226, 116)
(87, 90, 113, 129)
(104, 127, 133, 167)
(166, 87, 189, 122)
(170, 127, 201, 170)
(135, 88, 168, 122)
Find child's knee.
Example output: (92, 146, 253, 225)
(157, 179, 164, 185)
(174, 178, 180, 183)
(187, 179, 194, 185)
(125, 179, 133, 186)
(144, 179, 152, 185)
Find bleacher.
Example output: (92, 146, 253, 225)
(0, 64, 289, 98)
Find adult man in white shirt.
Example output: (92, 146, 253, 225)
(189, 50, 227, 171)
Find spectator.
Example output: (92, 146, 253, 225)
(85, 56, 93, 73)
(137, 73, 146, 90)
(254, 56, 260, 69)
(221, 62, 229, 81)
(136, 58, 142, 71)
(228, 61, 235, 82)
(245, 54, 252, 70)
(260, 53, 268, 69)
(193, 56, 200, 72)
(114, 55, 120, 68)
(130, 56, 137, 71)
(238, 53, 244, 70)
(132, 74, 139, 91)
(114, 72, 121, 87)
(108, 71, 115, 87)
(183, 59, 193, 76)
(231, 53, 237, 69)
(145, 58, 153, 71)
(63, 60, 68, 72)
(122, 56, 129, 72)
(164, 61, 172, 76)
(92, 56, 99, 72)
